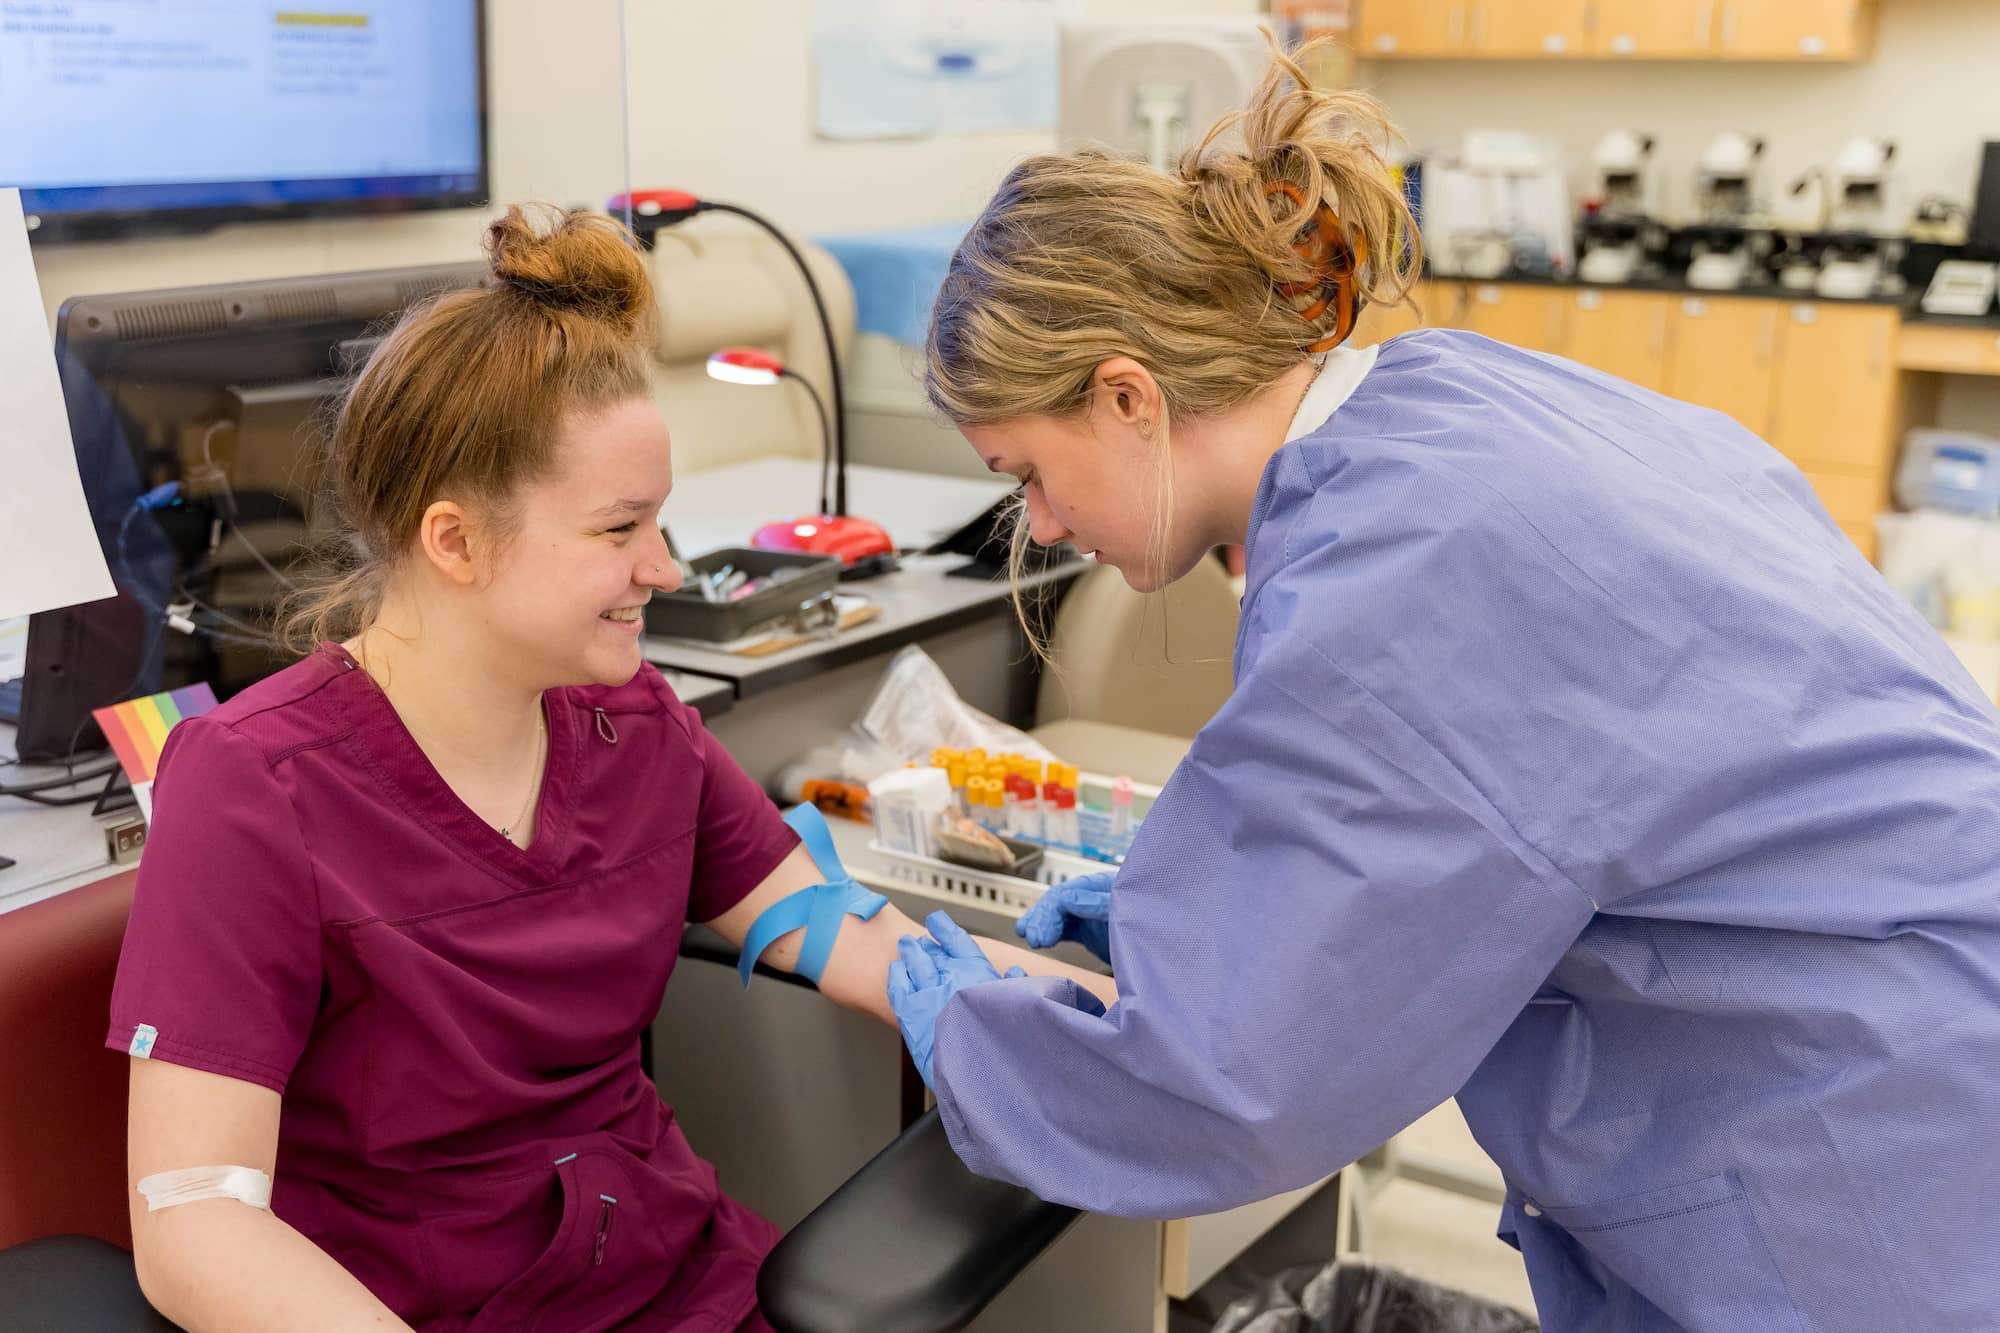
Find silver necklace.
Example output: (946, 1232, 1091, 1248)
(1289, 353, 1327, 432)
(499, 709, 547, 841)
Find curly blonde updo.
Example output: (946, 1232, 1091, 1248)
(925, 35, 1420, 430)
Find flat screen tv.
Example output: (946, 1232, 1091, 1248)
(4, 0, 488, 243)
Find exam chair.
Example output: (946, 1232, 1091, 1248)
(0, 875, 1077, 1333)
(1030, 556, 1241, 786)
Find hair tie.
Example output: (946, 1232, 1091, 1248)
(501, 273, 563, 303)
(1264, 181, 1368, 352)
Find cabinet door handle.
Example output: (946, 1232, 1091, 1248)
(1756, 310, 1776, 366)
(1696, 0, 1715, 46)
(1471, 2, 1486, 47)
(1651, 309, 1668, 358)
(1869, 324, 1889, 377)
(1547, 299, 1564, 351)
(1450, 4, 1466, 47)
(1721, 1, 1739, 47)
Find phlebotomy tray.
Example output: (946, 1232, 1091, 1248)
(644, 548, 840, 643)
(868, 840, 1106, 916)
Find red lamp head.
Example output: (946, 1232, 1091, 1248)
(607, 189, 704, 223)
(705, 346, 787, 387)
(607, 190, 708, 250)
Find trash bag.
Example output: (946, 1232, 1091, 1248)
(1210, 1259, 1539, 1333)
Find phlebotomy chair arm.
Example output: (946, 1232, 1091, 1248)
(756, 1107, 1082, 1333)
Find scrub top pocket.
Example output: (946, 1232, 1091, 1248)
(1509, 1171, 1805, 1333)
(466, 1149, 676, 1333)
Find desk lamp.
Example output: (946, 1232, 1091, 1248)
(610, 190, 893, 573)
(704, 347, 894, 569)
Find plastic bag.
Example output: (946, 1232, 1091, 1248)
(774, 728, 904, 817)
(857, 645, 1055, 765)
(1210, 1259, 1538, 1333)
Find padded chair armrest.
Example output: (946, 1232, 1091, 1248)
(756, 1108, 1080, 1333)
(0, 1235, 180, 1330)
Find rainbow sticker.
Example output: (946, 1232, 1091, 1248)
(92, 683, 219, 787)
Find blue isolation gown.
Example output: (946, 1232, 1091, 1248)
(931, 330, 2000, 1331)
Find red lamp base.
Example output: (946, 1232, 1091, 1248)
(750, 514, 895, 566)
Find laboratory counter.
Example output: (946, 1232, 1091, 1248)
(1453, 267, 1910, 308)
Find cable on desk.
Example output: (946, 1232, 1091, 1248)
(0, 763, 121, 797)
(4, 787, 119, 809)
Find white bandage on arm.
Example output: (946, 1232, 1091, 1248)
(136, 1165, 273, 1213)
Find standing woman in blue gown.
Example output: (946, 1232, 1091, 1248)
(882, 38, 2000, 1333)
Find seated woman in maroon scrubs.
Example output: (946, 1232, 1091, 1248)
(107, 205, 1116, 1332)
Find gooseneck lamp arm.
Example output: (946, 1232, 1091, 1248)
(614, 191, 850, 517)
(780, 367, 835, 518)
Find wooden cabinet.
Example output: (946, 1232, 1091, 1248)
(1457, 282, 1564, 351)
(1716, 0, 1873, 60)
(1424, 280, 1471, 328)
(1590, 0, 1715, 57)
(1897, 324, 2000, 376)
(1357, 0, 1873, 61)
(1356, 1, 1468, 57)
(1551, 289, 1672, 390)
(1806, 472, 1890, 563)
(1348, 293, 1428, 349)
(1769, 303, 1899, 472)
(1474, 0, 1591, 55)
(1663, 296, 1781, 436)
(1801, 469, 1891, 528)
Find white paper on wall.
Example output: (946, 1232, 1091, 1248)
(812, 0, 1080, 139)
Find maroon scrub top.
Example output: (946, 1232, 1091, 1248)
(107, 644, 801, 1331)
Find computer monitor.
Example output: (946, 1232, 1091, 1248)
(6, 1, 489, 243)
(11, 263, 484, 762)
(1972, 142, 2000, 261)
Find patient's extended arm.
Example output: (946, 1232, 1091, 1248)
(703, 843, 1118, 1023)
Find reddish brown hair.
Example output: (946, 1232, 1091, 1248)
(279, 203, 655, 650)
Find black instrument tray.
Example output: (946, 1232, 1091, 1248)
(643, 547, 841, 643)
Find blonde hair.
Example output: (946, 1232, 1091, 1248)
(924, 36, 1420, 650)
(279, 204, 656, 652)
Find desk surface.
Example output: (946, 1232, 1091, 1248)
(644, 554, 1085, 699)
(0, 725, 124, 915)
(652, 669, 734, 716)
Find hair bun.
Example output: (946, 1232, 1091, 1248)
(484, 203, 653, 340)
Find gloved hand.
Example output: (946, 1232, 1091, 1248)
(1015, 871, 1114, 963)
(887, 910, 1025, 1089)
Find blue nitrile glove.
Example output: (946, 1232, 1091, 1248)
(1015, 871, 1114, 964)
(887, 910, 1025, 1089)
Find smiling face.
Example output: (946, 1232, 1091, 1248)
(469, 395, 682, 688)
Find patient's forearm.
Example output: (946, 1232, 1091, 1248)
(705, 846, 1118, 1022)
(134, 1200, 412, 1331)
(817, 905, 1119, 1024)
(972, 931, 1119, 1009)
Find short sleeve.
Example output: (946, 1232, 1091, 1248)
(105, 718, 323, 1095)
(673, 697, 801, 924)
